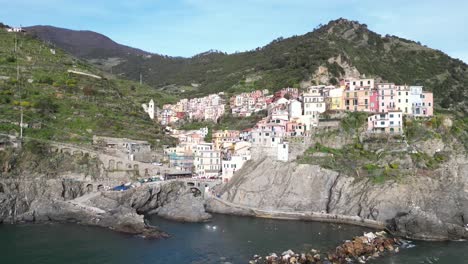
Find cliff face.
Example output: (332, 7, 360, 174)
(0, 178, 210, 237)
(215, 157, 468, 241)
(0, 145, 210, 237)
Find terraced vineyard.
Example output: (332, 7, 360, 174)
(0, 30, 177, 146)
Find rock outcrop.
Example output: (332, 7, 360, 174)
(209, 157, 468, 241)
(0, 178, 211, 238)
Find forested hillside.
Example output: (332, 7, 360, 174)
(28, 19, 468, 113)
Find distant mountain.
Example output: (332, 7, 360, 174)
(26, 19, 468, 112)
(25, 25, 151, 59)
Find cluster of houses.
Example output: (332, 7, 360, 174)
(229, 89, 270, 116)
(142, 93, 226, 125)
(4, 26, 25, 33)
(163, 127, 252, 182)
(149, 78, 434, 182)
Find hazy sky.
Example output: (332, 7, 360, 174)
(1, 0, 467, 62)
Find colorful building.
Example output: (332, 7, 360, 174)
(367, 111, 403, 134)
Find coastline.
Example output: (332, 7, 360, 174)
(205, 195, 385, 230)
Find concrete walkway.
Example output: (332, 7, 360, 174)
(67, 192, 106, 214)
(207, 192, 385, 229)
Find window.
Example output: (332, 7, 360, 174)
(429, 102, 432, 106)
(406, 99, 408, 103)
(390, 121, 394, 125)
(381, 121, 385, 125)
(406, 92, 408, 96)
(398, 92, 401, 96)
(381, 102, 384, 106)
(390, 114, 394, 118)
(368, 80, 371, 85)
(398, 99, 401, 103)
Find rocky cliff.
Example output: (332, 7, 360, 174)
(0, 144, 210, 237)
(0, 178, 210, 237)
(209, 155, 468, 241)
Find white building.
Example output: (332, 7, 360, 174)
(7, 27, 24, 33)
(288, 100, 302, 119)
(346, 78, 375, 90)
(303, 87, 326, 114)
(277, 142, 289, 161)
(367, 111, 403, 134)
(142, 99, 155, 120)
(221, 152, 251, 182)
(193, 143, 221, 177)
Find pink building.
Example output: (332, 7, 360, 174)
(377, 83, 397, 113)
(286, 121, 306, 136)
(369, 89, 379, 112)
(422, 92, 434, 116)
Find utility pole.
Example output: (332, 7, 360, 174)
(15, 33, 23, 140)
(17, 61, 23, 139)
(140, 73, 142, 85)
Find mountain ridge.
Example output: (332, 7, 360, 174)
(24, 18, 468, 112)
(25, 25, 152, 59)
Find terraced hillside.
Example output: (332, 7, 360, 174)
(0, 28, 177, 146)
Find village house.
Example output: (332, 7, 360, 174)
(303, 87, 326, 114)
(230, 89, 270, 117)
(221, 141, 252, 182)
(166, 147, 194, 172)
(212, 130, 241, 150)
(367, 111, 403, 134)
(326, 86, 344, 111)
(151, 93, 226, 125)
(394, 85, 411, 115)
(92, 136, 151, 161)
(193, 143, 221, 177)
(409, 86, 433, 117)
(274, 87, 300, 101)
(6, 26, 24, 33)
(377, 83, 398, 113)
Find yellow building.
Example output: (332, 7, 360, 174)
(212, 130, 240, 150)
(395, 85, 411, 115)
(326, 87, 344, 110)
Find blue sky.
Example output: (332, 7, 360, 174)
(1, 0, 467, 62)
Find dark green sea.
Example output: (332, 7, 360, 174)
(0, 214, 467, 263)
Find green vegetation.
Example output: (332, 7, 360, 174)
(0, 139, 101, 178)
(178, 110, 267, 132)
(340, 112, 368, 134)
(405, 113, 468, 151)
(298, 141, 410, 184)
(0, 31, 176, 146)
(102, 19, 468, 113)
